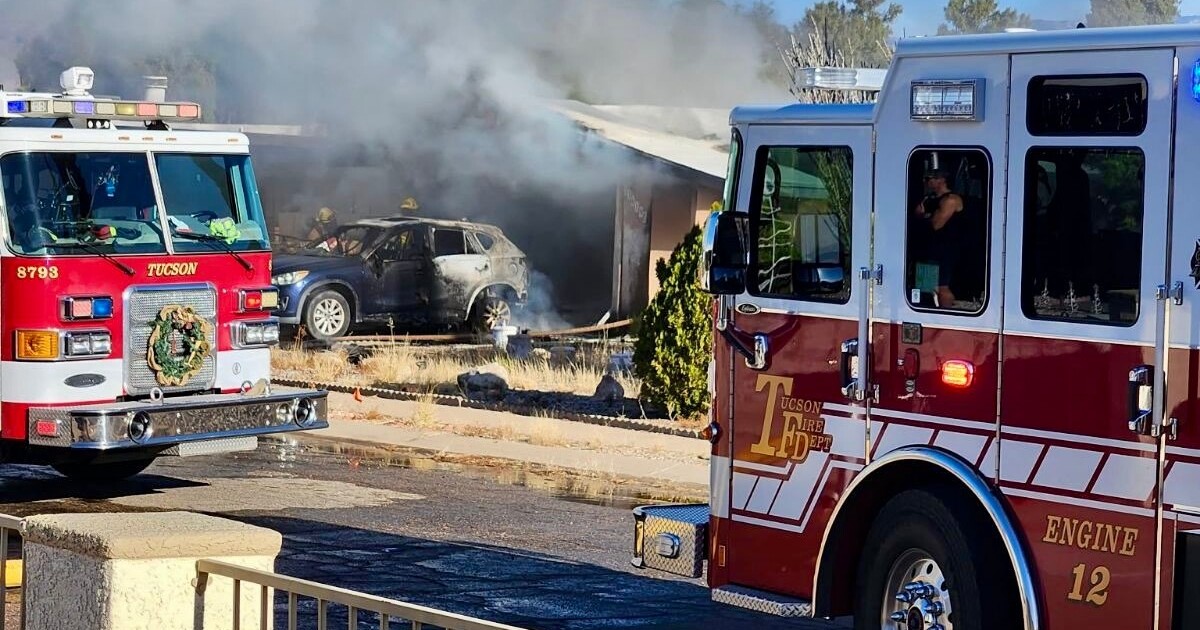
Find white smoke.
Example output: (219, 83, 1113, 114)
(0, 0, 788, 324)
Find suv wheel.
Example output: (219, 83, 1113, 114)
(472, 295, 511, 332)
(304, 290, 351, 341)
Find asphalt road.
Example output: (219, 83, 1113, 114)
(0, 436, 846, 630)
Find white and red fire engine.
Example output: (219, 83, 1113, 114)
(0, 66, 326, 480)
(633, 24, 1200, 630)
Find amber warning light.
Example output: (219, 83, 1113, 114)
(941, 360, 975, 388)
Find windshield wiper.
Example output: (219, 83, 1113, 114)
(45, 241, 136, 276)
(173, 231, 254, 272)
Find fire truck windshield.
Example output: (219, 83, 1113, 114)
(155, 153, 269, 253)
(0, 151, 270, 256)
(0, 151, 164, 255)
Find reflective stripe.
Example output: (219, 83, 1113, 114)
(214, 348, 270, 390)
(711, 455, 731, 518)
(1031, 446, 1103, 492)
(1, 359, 123, 403)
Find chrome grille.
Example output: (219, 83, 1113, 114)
(125, 285, 217, 395)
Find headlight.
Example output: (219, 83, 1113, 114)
(271, 270, 309, 286)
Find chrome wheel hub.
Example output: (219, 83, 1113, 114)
(882, 550, 952, 630)
(484, 300, 511, 328)
(312, 298, 346, 336)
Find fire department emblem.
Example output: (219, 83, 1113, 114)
(146, 305, 212, 387)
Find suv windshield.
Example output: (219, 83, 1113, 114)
(1, 152, 165, 255)
(156, 154, 270, 252)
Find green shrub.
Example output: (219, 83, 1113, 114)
(633, 226, 713, 418)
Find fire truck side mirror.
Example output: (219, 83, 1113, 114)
(701, 210, 746, 295)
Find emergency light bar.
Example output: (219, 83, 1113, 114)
(0, 66, 201, 125)
(797, 67, 886, 91)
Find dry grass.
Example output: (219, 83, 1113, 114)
(272, 341, 641, 398)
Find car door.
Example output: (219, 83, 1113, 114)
(431, 227, 491, 318)
(724, 123, 872, 597)
(366, 226, 426, 315)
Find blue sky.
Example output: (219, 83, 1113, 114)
(757, 0, 1200, 37)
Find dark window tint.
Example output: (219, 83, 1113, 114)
(433, 229, 466, 256)
(1021, 147, 1144, 325)
(749, 146, 854, 303)
(1027, 75, 1147, 136)
(474, 232, 494, 251)
(905, 149, 991, 313)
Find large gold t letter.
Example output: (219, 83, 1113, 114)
(751, 375, 792, 456)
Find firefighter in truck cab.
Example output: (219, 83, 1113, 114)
(0, 66, 326, 481)
(631, 24, 1200, 630)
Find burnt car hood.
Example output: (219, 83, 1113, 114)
(272, 253, 363, 275)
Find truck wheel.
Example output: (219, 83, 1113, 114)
(52, 458, 155, 482)
(854, 488, 1016, 630)
(303, 290, 351, 341)
(471, 295, 511, 332)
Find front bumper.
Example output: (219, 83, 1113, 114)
(27, 385, 328, 450)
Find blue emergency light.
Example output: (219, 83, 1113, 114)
(91, 297, 114, 318)
(1192, 59, 1200, 103)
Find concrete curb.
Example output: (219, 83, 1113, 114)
(275, 378, 704, 440)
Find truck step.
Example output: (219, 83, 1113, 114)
(712, 585, 812, 617)
(162, 436, 258, 458)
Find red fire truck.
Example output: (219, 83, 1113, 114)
(0, 67, 326, 481)
(632, 25, 1200, 630)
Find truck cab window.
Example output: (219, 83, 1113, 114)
(1027, 75, 1147, 136)
(749, 146, 853, 303)
(1021, 147, 1144, 325)
(905, 148, 991, 313)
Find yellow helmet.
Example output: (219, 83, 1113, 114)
(400, 197, 419, 211)
(316, 207, 335, 223)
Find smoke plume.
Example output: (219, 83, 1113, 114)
(0, 0, 788, 323)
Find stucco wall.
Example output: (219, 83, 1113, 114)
(24, 546, 275, 630)
(646, 181, 721, 299)
(22, 511, 281, 630)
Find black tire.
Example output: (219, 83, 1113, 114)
(52, 458, 155, 481)
(470, 293, 512, 332)
(853, 488, 1017, 630)
(303, 289, 351, 341)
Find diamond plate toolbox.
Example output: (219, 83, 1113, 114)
(632, 503, 709, 578)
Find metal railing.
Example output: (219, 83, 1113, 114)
(196, 559, 526, 630)
(0, 514, 24, 630)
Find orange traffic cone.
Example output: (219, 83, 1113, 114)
(353, 387, 363, 403)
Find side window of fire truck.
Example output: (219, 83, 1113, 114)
(1020, 147, 1145, 325)
(749, 146, 853, 303)
(905, 148, 991, 314)
(1027, 75, 1148, 136)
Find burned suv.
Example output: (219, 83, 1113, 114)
(272, 217, 528, 340)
